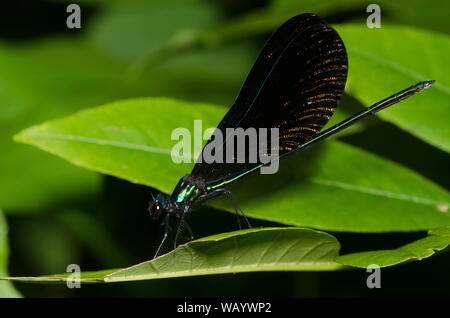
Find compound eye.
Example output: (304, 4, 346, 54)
(150, 201, 164, 220)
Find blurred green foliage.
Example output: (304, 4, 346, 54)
(0, 0, 448, 297)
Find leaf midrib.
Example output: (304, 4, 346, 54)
(104, 262, 344, 282)
(311, 177, 449, 207)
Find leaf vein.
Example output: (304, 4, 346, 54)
(310, 177, 448, 207)
(24, 132, 194, 160)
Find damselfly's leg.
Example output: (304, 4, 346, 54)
(182, 219, 194, 241)
(154, 214, 170, 259)
(224, 188, 252, 229)
(174, 205, 191, 250)
(235, 206, 242, 230)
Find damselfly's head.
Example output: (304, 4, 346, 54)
(149, 193, 169, 221)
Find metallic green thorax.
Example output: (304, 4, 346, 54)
(174, 180, 204, 204)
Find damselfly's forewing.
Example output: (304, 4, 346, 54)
(191, 13, 348, 185)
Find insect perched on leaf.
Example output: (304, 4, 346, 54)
(148, 13, 434, 257)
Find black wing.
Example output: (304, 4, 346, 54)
(191, 13, 348, 185)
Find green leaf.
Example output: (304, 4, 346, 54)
(335, 24, 450, 153)
(335, 226, 450, 268)
(0, 227, 343, 283)
(0, 210, 22, 297)
(90, 1, 220, 62)
(14, 97, 450, 232)
(14, 98, 222, 194)
(105, 227, 343, 281)
(216, 141, 450, 232)
(429, 225, 450, 237)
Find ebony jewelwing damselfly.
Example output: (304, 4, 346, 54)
(149, 13, 434, 257)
